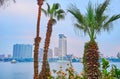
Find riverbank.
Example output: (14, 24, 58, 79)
(0, 58, 120, 62)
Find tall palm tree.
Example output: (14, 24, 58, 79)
(0, 0, 15, 7)
(39, 3, 65, 79)
(68, 0, 120, 79)
(34, 0, 44, 79)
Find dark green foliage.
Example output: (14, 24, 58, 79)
(111, 65, 120, 79)
(0, 0, 15, 7)
(101, 58, 120, 79)
(102, 58, 110, 69)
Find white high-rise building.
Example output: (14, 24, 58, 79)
(39, 48, 53, 59)
(54, 47, 59, 57)
(39, 48, 44, 59)
(13, 44, 32, 58)
(59, 34, 67, 57)
(48, 49, 53, 58)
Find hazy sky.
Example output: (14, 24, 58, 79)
(0, 0, 120, 57)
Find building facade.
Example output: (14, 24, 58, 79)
(0, 54, 5, 59)
(54, 47, 59, 57)
(39, 48, 53, 59)
(48, 49, 53, 58)
(39, 48, 44, 59)
(59, 34, 67, 57)
(13, 44, 32, 58)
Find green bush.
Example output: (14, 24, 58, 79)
(101, 58, 120, 79)
(48, 58, 120, 79)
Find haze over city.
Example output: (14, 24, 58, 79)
(0, 0, 120, 57)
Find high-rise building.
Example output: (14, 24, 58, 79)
(39, 48, 53, 59)
(48, 49, 53, 58)
(54, 47, 59, 57)
(0, 54, 5, 58)
(13, 44, 32, 58)
(59, 34, 67, 57)
(39, 48, 44, 59)
(7, 54, 12, 58)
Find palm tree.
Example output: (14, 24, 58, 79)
(68, 0, 120, 79)
(0, 0, 15, 7)
(39, 3, 65, 79)
(34, 0, 44, 79)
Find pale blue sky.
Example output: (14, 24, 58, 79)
(0, 0, 120, 57)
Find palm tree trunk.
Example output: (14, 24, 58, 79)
(39, 18, 53, 79)
(34, 0, 43, 79)
(83, 41, 100, 79)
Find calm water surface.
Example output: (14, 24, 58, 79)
(0, 62, 120, 79)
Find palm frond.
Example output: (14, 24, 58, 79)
(46, 3, 50, 13)
(42, 8, 48, 16)
(96, 0, 110, 16)
(54, 3, 60, 10)
(52, 18, 57, 25)
(97, 16, 108, 28)
(57, 14, 65, 20)
(51, 3, 60, 14)
(74, 23, 88, 36)
(54, 9, 65, 17)
(68, 5, 86, 27)
(95, 0, 110, 23)
(51, 3, 55, 14)
(103, 14, 120, 29)
(57, 9, 65, 14)
(86, 2, 95, 26)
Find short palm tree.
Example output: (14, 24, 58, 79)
(0, 0, 15, 7)
(34, 0, 44, 79)
(68, 0, 120, 79)
(39, 3, 65, 79)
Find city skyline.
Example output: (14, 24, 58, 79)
(0, 34, 67, 58)
(0, 0, 120, 57)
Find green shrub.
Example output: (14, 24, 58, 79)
(48, 58, 120, 79)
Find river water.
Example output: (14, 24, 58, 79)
(0, 62, 120, 79)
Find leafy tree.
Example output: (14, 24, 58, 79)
(68, 0, 120, 79)
(39, 3, 65, 79)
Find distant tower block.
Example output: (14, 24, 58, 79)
(54, 47, 59, 57)
(13, 44, 32, 58)
(59, 34, 67, 57)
